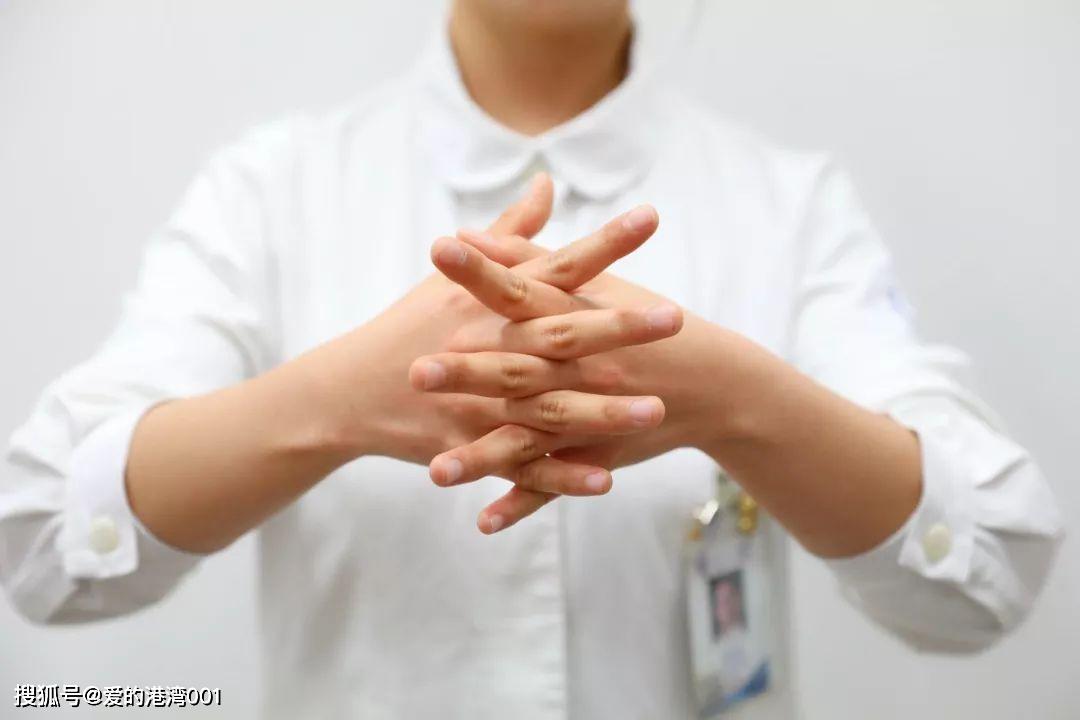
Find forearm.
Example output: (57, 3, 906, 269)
(697, 327, 922, 558)
(126, 346, 362, 554)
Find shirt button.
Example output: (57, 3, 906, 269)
(88, 516, 120, 555)
(922, 522, 952, 563)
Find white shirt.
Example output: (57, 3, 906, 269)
(0, 24, 1064, 720)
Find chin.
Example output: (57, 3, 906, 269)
(461, 0, 629, 35)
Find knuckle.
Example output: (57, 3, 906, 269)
(498, 356, 530, 393)
(506, 425, 539, 459)
(439, 357, 462, 388)
(513, 460, 543, 489)
(537, 396, 568, 427)
(542, 322, 577, 354)
(603, 399, 626, 424)
(604, 214, 628, 239)
(502, 272, 529, 305)
(545, 249, 575, 277)
(612, 308, 637, 336)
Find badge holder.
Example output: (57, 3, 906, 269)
(685, 470, 772, 716)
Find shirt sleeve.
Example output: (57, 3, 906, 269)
(788, 161, 1065, 652)
(1, 129, 283, 624)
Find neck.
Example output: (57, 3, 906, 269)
(448, 4, 632, 136)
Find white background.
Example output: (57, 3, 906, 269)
(1, 1, 1077, 718)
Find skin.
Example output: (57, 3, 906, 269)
(428, 0, 922, 550)
(429, 183, 921, 554)
(126, 0, 922, 559)
(128, 182, 677, 551)
(449, 0, 631, 134)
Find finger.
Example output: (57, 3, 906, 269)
(478, 486, 559, 535)
(506, 390, 665, 434)
(489, 305, 683, 360)
(460, 205, 659, 286)
(487, 172, 554, 239)
(510, 456, 611, 496)
(515, 204, 659, 289)
(457, 228, 542, 268)
(409, 352, 583, 398)
(431, 235, 578, 320)
(429, 424, 557, 486)
(430, 426, 611, 496)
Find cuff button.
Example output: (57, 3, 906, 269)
(922, 522, 952, 563)
(88, 516, 120, 555)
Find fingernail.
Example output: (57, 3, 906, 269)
(436, 238, 468, 266)
(530, 172, 548, 192)
(485, 513, 505, 533)
(623, 205, 656, 232)
(645, 304, 680, 333)
(629, 398, 661, 425)
(585, 472, 609, 493)
(421, 361, 447, 390)
(435, 457, 463, 486)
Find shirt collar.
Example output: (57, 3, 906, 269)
(414, 20, 664, 201)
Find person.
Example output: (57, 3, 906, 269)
(0, 1, 1064, 718)
(712, 573, 745, 639)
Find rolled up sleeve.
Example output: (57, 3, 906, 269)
(60, 410, 156, 581)
(4, 410, 203, 624)
(1, 124, 287, 624)
(790, 162, 1064, 652)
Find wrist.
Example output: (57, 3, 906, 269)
(246, 355, 365, 473)
(290, 318, 425, 463)
(683, 323, 794, 457)
(265, 324, 400, 467)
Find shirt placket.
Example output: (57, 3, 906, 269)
(531, 173, 573, 718)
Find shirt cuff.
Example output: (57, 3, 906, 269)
(826, 406, 1019, 588)
(58, 407, 203, 580)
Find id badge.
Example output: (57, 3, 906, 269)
(685, 472, 772, 716)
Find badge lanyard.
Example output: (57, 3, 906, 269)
(685, 470, 772, 717)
